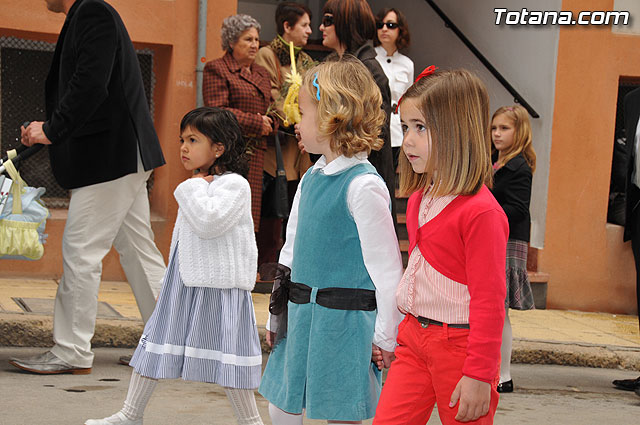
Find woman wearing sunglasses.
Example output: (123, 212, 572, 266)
(319, 0, 397, 226)
(374, 8, 414, 171)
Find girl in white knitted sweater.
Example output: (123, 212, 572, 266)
(85, 107, 263, 425)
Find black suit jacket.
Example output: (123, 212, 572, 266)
(490, 153, 532, 242)
(623, 88, 640, 242)
(43, 0, 165, 189)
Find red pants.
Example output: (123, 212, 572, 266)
(373, 315, 499, 425)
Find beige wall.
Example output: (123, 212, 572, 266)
(542, 0, 636, 314)
(0, 0, 237, 280)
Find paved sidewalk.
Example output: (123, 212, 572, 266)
(0, 277, 639, 370)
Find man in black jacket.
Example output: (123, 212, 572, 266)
(612, 88, 640, 396)
(9, 0, 166, 375)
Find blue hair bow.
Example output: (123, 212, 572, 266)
(312, 73, 321, 101)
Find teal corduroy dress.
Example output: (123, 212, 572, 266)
(259, 163, 383, 420)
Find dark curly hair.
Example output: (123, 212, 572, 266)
(373, 8, 411, 50)
(180, 107, 249, 178)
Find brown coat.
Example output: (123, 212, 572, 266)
(255, 45, 313, 180)
(203, 51, 272, 136)
(203, 52, 273, 231)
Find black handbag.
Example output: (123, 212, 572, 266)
(272, 131, 290, 218)
(261, 132, 290, 219)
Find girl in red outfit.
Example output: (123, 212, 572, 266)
(373, 68, 509, 425)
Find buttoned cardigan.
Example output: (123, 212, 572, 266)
(171, 173, 257, 290)
(406, 185, 509, 383)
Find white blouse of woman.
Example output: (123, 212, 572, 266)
(374, 9, 414, 149)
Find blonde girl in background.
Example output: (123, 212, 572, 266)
(490, 104, 537, 394)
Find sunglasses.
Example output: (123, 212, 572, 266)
(376, 21, 399, 30)
(322, 14, 334, 27)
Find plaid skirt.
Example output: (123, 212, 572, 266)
(505, 239, 535, 310)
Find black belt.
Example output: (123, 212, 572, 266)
(416, 316, 470, 329)
(289, 282, 377, 311)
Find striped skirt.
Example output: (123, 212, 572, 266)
(505, 239, 535, 310)
(130, 245, 262, 389)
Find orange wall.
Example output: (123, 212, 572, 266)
(542, 0, 637, 313)
(0, 0, 237, 280)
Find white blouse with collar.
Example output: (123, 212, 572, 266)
(375, 46, 414, 148)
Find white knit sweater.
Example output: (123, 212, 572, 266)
(171, 173, 257, 290)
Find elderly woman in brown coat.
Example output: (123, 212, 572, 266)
(204, 14, 273, 233)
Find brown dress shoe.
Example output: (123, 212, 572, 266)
(8, 351, 91, 375)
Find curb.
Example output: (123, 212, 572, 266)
(0, 313, 271, 351)
(2, 313, 639, 372)
(0, 313, 144, 348)
(512, 339, 640, 371)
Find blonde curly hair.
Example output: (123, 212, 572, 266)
(301, 57, 385, 157)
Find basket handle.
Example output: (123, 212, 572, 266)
(3, 159, 24, 214)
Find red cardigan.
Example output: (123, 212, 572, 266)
(406, 185, 509, 383)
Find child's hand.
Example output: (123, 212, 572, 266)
(294, 124, 306, 154)
(266, 331, 276, 348)
(372, 344, 395, 370)
(260, 114, 273, 136)
(449, 376, 491, 422)
(371, 344, 383, 370)
(381, 347, 396, 368)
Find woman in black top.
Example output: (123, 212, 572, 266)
(490, 104, 537, 394)
(319, 0, 396, 222)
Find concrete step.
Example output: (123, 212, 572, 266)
(395, 213, 408, 241)
(395, 189, 408, 213)
(399, 239, 409, 268)
(529, 271, 550, 309)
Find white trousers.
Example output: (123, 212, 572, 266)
(50, 169, 166, 367)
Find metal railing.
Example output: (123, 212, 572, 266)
(425, 0, 540, 118)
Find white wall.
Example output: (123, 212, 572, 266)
(368, 0, 561, 248)
(612, 0, 640, 35)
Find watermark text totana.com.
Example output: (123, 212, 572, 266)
(494, 8, 630, 25)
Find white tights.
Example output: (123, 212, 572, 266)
(268, 403, 361, 425)
(119, 371, 263, 424)
(224, 387, 264, 425)
(499, 310, 513, 383)
(121, 371, 157, 420)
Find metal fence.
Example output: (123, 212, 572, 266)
(0, 36, 155, 208)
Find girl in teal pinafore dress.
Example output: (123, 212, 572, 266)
(259, 59, 404, 424)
